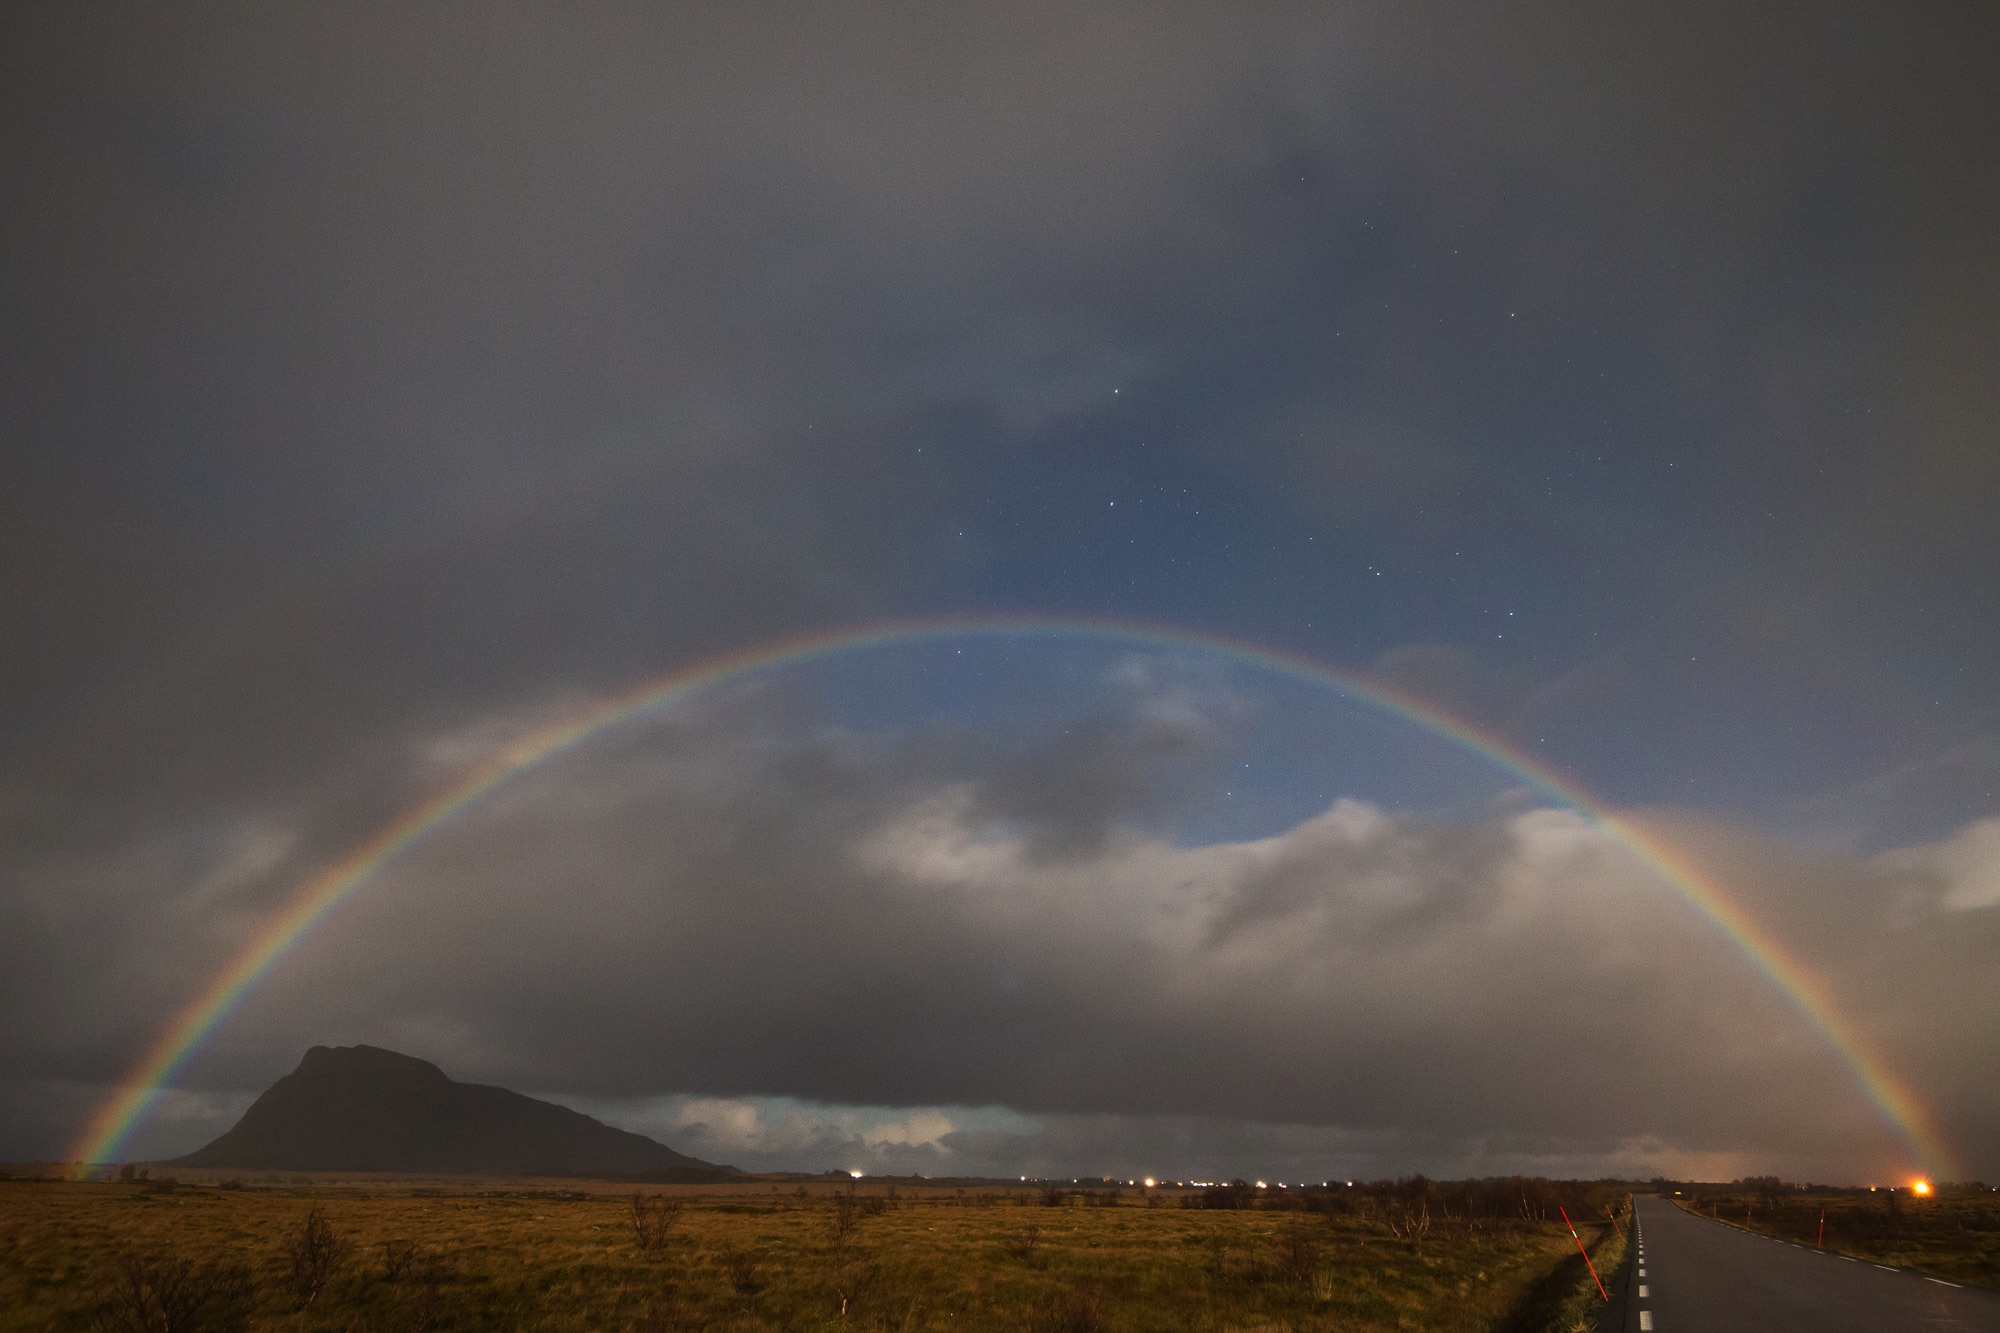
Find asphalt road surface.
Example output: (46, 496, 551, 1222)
(1613, 1195, 2000, 1331)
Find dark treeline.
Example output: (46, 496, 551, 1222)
(1660, 1178, 2000, 1248)
(1174, 1176, 1630, 1222)
(1653, 1174, 1996, 1199)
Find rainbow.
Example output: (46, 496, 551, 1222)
(71, 614, 1958, 1178)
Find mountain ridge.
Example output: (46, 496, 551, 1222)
(172, 1044, 735, 1179)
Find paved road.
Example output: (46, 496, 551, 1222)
(1614, 1194, 2000, 1331)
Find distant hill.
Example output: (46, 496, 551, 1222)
(172, 1044, 735, 1179)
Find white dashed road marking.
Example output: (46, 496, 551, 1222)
(1639, 1313, 1653, 1330)
(1638, 1285, 1648, 1297)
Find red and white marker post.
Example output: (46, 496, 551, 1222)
(1559, 1206, 1610, 1303)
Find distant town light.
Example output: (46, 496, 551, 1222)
(849, 1170, 863, 1179)
(1143, 1177, 1156, 1188)
(1912, 1179, 1933, 1196)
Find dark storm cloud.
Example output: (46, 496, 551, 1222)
(6, 2, 2000, 1178)
(966, 657, 1246, 857)
(8, 3, 1995, 828)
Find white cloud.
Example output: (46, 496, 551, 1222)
(540, 1092, 1022, 1176)
(1879, 816, 2000, 911)
(862, 1109, 957, 1151)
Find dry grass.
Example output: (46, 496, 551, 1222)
(0, 1175, 1613, 1331)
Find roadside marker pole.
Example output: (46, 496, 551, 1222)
(1817, 1210, 1825, 1250)
(1559, 1207, 1609, 1303)
(1605, 1203, 1626, 1241)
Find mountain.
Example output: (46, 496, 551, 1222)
(172, 1044, 735, 1178)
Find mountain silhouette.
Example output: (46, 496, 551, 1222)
(172, 1044, 735, 1178)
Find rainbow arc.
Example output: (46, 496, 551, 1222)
(71, 615, 1957, 1179)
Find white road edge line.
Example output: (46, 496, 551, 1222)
(1927, 1278, 1961, 1288)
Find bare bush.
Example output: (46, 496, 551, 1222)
(827, 1190, 860, 1242)
(1385, 1200, 1431, 1254)
(631, 1194, 686, 1260)
(718, 1246, 761, 1295)
(284, 1208, 352, 1310)
(824, 1190, 874, 1316)
(1277, 1220, 1323, 1285)
(1005, 1224, 1045, 1268)
(93, 1248, 254, 1333)
(378, 1239, 419, 1282)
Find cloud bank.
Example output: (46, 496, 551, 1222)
(18, 675, 1994, 1184)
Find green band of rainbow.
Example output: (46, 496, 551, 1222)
(71, 615, 1956, 1178)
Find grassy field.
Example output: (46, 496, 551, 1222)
(1667, 1185, 2000, 1290)
(0, 1173, 1627, 1332)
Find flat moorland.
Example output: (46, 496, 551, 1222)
(1669, 1186, 2000, 1290)
(0, 1174, 1626, 1332)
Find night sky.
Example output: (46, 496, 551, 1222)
(5, 3, 1998, 1185)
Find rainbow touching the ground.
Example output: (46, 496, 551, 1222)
(71, 615, 1959, 1178)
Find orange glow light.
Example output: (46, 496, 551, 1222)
(1912, 1180, 1933, 1196)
